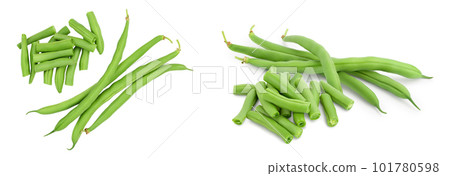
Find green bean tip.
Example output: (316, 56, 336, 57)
(163, 36, 173, 43)
(422, 75, 433, 79)
(44, 130, 55, 137)
(176, 40, 181, 50)
(408, 98, 421, 110)
(125, 9, 129, 21)
(281, 29, 289, 39)
(232, 119, 242, 125)
(377, 107, 387, 114)
(26, 110, 36, 115)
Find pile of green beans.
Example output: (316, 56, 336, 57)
(227, 25, 431, 143)
(26, 10, 190, 150)
(18, 11, 106, 92)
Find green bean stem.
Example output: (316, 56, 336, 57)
(232, 89, 257, 125)
(29, 42, 38, 83)
(263, 87, 310, 113)
(46, 11, 129, 136)
(320, 93, 339, 127)
(65, 47, 82, 86)
(54, 66, 66, 93)
(233, 84, 254, 95)
(338, 72, 386, 113)
(33, 49, 74, 63)
(69, 19, 96, 43)
(83, 64, 191, 135)
(255, 81, 280, 118)
(27, 35, 169, 115)
(17, 26, 56, 49)
(87, 11, 104, 54)
(320, 81, 354, 110)
(79, 49, 90, 70)
(246, 111, 293, 144)
(20, 34, 30, 76)
(35, 58, 74, 72)
(35, 39, 74, 52)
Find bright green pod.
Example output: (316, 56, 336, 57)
(69, 19, 96, 43)
(33, 49, 74, 63)
(293, 112, 306, 127)
(232, 89, 257, 125)
(256, 106, 302, 138)
(65, 47, 82, 86)
(279, 72, 292, 118)
(79, 49, 90, 70)
(233, 84, 254, 95)
(320, 93, 339, 127)
(17, 26, 56, 49)
(35, 58, 74, 72)
(48, 26, 70, 43)
(87, 11, 104, 54)
(29, 41, 38, 83)
(290, 73, 321, 120)
(263, 71, 306, 101)
(255, 81, 280, 118)
(20, 34, 30, 77)
(320, 81, 354, 110)
(246, 111, 293, 144)
(309, 81, 321, 107)
(54, 66, 66, 93)
(44, 26, 71, 85)
(263, 87, 310, 113)
(35, 39, 74, 52)
(71, 37, 96, 52)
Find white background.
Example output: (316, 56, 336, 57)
(1, 0, 450, 175)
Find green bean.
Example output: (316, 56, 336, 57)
(320, 81, 354, 110)
(263, 87, 310, 113)
(338, 72, 386, 113)
(44, 69, 53, 85)
(17, 26, 56, 49)
(293, 112, 306, 127)
(87, 11, 104, 54)
(246, 111, 293, 143)
(53, 34, 97, 52)
(233, 84, 254, 95)
(65, 47, 81, 86)
(48, 26, 70, 43)
(349, 71, 420, 110)
(29, 42, 38, 84)
(79, 49, 90, 70)
(35, 58, 74, 72)
(279, 72, 291, 117)
(33, 49, 74, 63)
(27, 35, 169, 115)
(256, 105, 302, 138)
(320, 93, 339, 127)
(291, 73, 321, 120)
(255, 81, 280, 118)
(263, 71, 306, 101)
(222, 31, 308, 61)
(35, 39, 74, 52)
(69, 19, 96, 43)
(309, 81, 321, 107)
(83, 64, 191, 137)
(46, 11, 129, 136)
(20, 34, 30, 77)
(282, 31, 342, 92)
(54, 66, 66, 93)
(232, 89, 257, 125)
(249, 25, 318, 61)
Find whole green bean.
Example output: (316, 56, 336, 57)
(65, 47, 81, 86)
(83, 64, 191, 135)
(17, 26, 56, 49)
(54, 66, 66, 93)
(87, 11, 104, 54)
(338, 72, 386, 113)
(320, 93, 339, 127)
(282, 31, 342, 92)
(293, 112, 306, 127)
(44, 69, 54, 85)
(33, 49, 74, 63)
(233, 84, 254, 95)
(256, 106, 302, 138)
(46, 11, 129, 136)
(20, 34, 30, 77)
(263, 87, 310, 113)
(79, 49, 90, 70)
(69, 19, 96, 43)
(246, 111, 293, 144)
(44, 27, 71, 84)
(29, 42, 38, 84)
(35, 39, 74, 52)
(222, 31, 308, 61)
(27, 35, 169, 115)
(320, 81, 354, 110)
(255, 81, 280, 118)
(35, 58, 74, 72)
(349, 71, 420, 110)
(263, 71, 306, 101)
(232, 89, 257, 125)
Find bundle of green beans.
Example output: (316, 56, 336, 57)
(18, 11, 105, 93)
(226, 25, 431, 143)
(27, 10, 191, 150)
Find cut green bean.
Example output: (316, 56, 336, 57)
(17, 26, 56, 49)
(48, 26, 70, 43)
(279, 72, 292, 117)
(320, 93, 339, 127)
(349, 71, 420, 110)
(33, 49, 74, 63)
(232, 89, 257, 125)
(256, 106, 302, 138)
(246, 111, 293, 144)
(263, 71, 306, 101)
(339, 72, 386, 113)
(309, 81, 321, 107)
(53, 34, 97, 52)
(28, 35, 169, 115)
(54, 66, 66, 93)
(20, 34, 30, 77)
(320, 81, 354, 110)
(233, 84, 254, 95)
(69, 19, 96, 43)
(255, 81, 280, 118)
(263, 87, 310, 113)
(29, 41, 38, 83)
(44, 69, 54, 85)
(79, 49, 90, 70)
(291, 73, 321, 120)
(35, 39, 74, 52)
(293, 112, 306, 127)
(65, 47, 81, 86)
(35, 58, 74, 72)
(87, 11, 104, 54)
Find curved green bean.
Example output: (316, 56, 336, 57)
(246, 111, 293, 144)
(255, 105, 302, 138)
(233, 84, 254, 95)
(338, 72, 386, 113)
(65, 47, 81, 86)
(33, 49, 74, 63)
(282, 31, 342, 92)
(17, 26, 56, 49)
(79, 49, 90, 70)
(320, 93, 339, 127)
(27, 35, 169, 115)
(69, 19, 96, 43)
(87, 11, 104, 54)
(83, 64, 191, 136)
(255, 81, 280, 118)
(320, 81, 354, 110)
(46, 11, 129, 136)
(54, 65, 66, 93)
(263, 87, 310, 113)
(35, 39, 74, 52)
(35, 58, 74, 72)
(29, 41, 38, 84)
(232, 89, 257, 125)
(20, 34, 30, 77)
